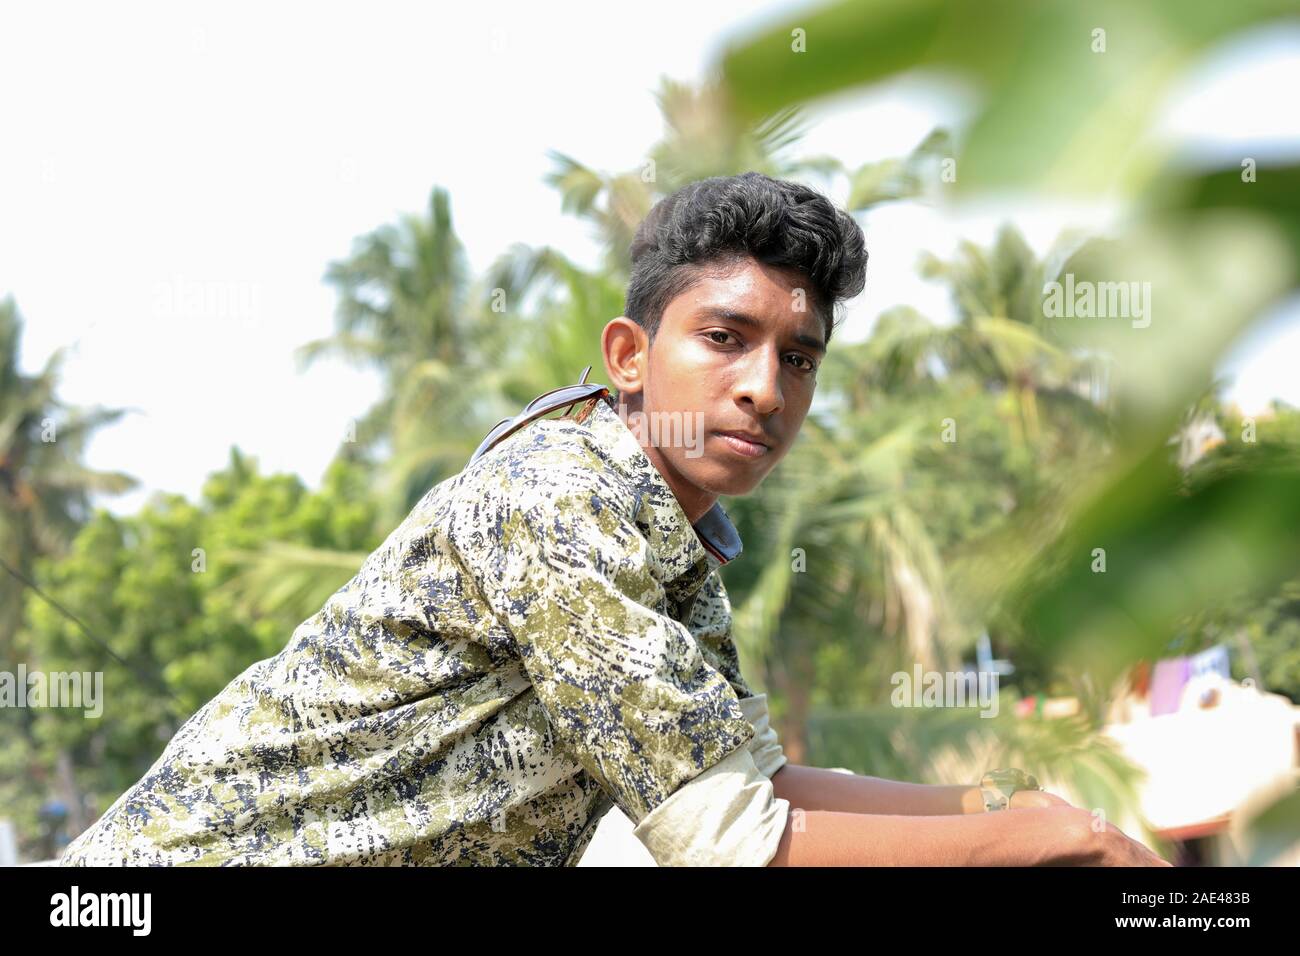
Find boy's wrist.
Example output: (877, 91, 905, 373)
(959, 784, 987, 814)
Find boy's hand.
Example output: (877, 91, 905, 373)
(1039, 806, 1175, 867)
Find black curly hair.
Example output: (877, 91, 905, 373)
(623, 171, 867, 351)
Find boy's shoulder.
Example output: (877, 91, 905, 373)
(380, 398, 646, 572)
(395, 394, 731, 588)
(436, 396, 646, 521)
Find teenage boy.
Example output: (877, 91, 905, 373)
(62, 172, 1169, 867)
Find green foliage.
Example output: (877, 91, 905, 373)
(3, 449, 380, 856)
(0, 296, 136, 665)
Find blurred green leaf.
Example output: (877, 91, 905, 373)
(1243, 785, 1300, 866)
(721, 0, 1299, 195)
(1143, 163, 1300, 277)
(1054, 210, 1294, 450)
(1008, 448, 1300, 686)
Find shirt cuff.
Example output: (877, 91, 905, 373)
(631, 744, 790, 867)
(735, 693, 788, 779)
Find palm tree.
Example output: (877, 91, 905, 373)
(916, 224, 1108, 451)
(541, 74, 843, 278)
(538, 76, 950, 281)
(0, 296, 137, 841)
(724, 396, 959, 762)
(220, 188, 525, 624)
(0, 296, 136, 661)
(296, 186, 513, 524)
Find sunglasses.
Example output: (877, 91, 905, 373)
(468, 365, 612, 465)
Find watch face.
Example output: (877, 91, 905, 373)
(982, 770, 1014, 790)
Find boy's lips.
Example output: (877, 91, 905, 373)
(714, 430, 771, 457)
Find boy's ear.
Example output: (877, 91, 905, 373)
(601, 316, 647, 399)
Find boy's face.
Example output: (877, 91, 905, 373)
(602, 255, 825, 523)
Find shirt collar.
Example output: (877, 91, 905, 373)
(573, 394, 743, 588)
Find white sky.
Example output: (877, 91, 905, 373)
(3, 3, 1298, 517)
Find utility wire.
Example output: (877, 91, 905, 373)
(0, 555, 183, 706)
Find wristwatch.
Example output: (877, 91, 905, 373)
(979, 767, 1041, 812)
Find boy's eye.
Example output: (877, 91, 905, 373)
(705, 331, 817, 372)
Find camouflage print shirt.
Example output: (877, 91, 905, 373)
(60, 393, 789, 866)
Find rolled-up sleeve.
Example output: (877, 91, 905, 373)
(632, 744, 789, 867)
(736, 693, 788, 779)
(448, 453, 785, 863)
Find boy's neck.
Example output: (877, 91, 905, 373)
(613, 393, 717, 525)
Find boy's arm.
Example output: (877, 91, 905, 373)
(769, 763, 1073, 814)
(765, 802, 1175, 866)
(765, 806, 1083, 866)
(762, 765, 1174, 865)
(771, 763, 985, 815)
